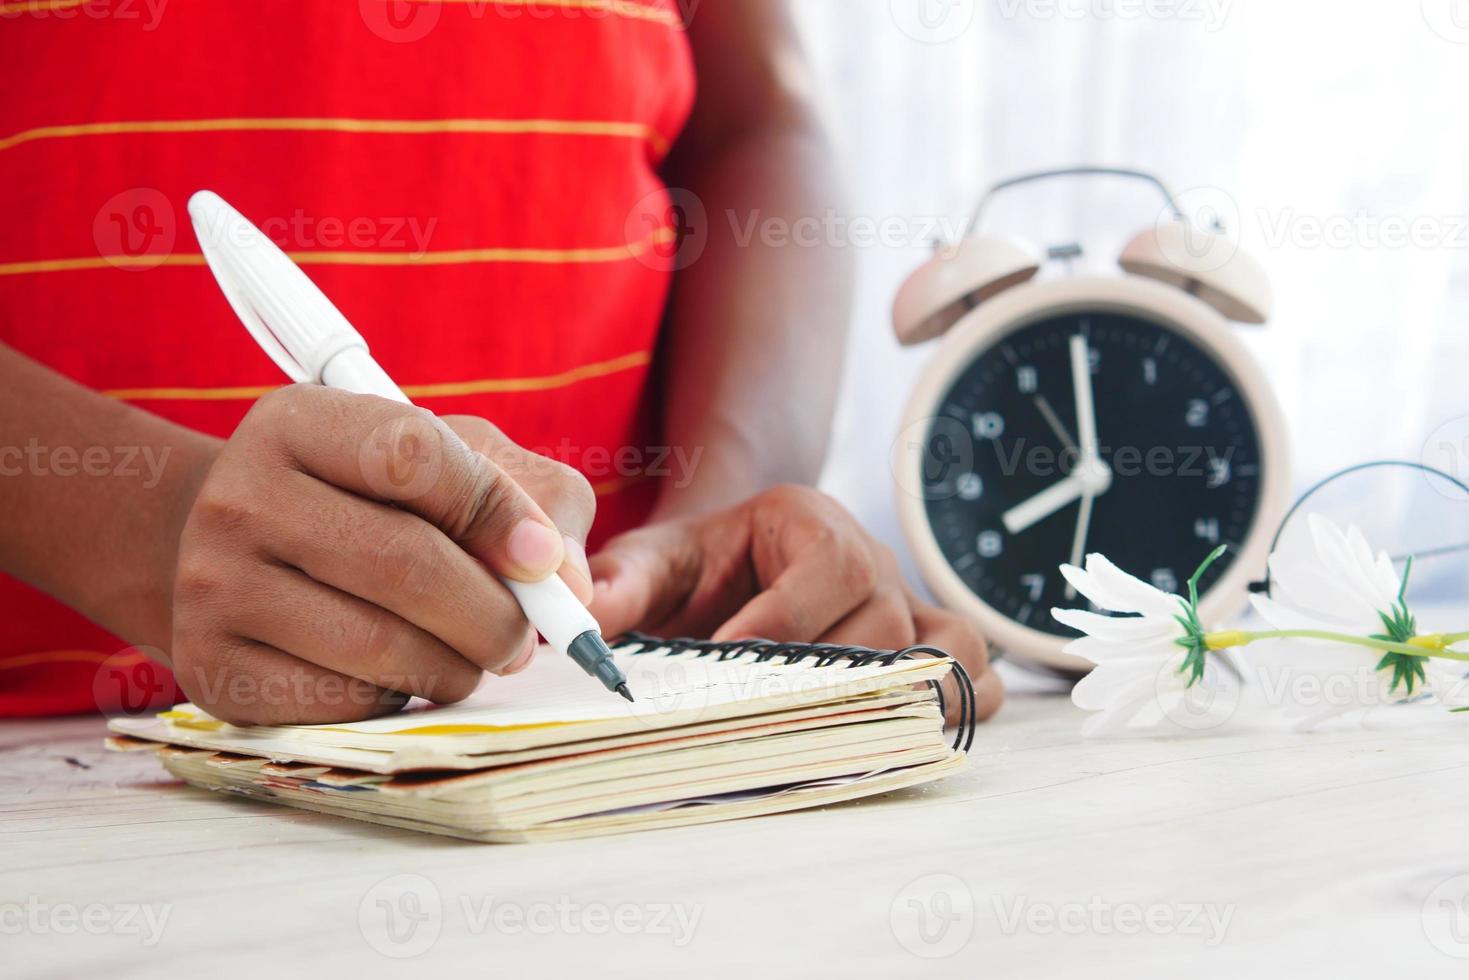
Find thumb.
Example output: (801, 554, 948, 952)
(588, 525, 698, 639)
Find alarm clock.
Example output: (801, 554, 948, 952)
(891, 168, 1290, 676)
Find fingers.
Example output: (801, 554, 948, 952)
(910, 595, 1004, 723)
(817, 587, 918, 649)
(587, 524, 704, 639)
(173, 637, 410, 726)
(248, 385, 564, 582)
(258, 469, 534, 671)
(188, 558, 488, 701)
(712, 489, 879, 642)
(442, 415, 597, 603)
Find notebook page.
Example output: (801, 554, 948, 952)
(128, 643, 952, 757)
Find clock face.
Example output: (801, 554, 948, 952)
(920, 309, 1265, 637)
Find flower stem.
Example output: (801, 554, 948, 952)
(1214, 629, 1469, 662)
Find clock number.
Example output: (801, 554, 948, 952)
(1016, 366, 1038, 394)
(1142, 357, 1158, 385)
(1020, 573, 1045, 602)
(1194, 517, 1221, 544)
(1185, 398, 1210, 428)
(977, 530, 1003, 559)
(956, 472, 983, 501)
(972, 412, 1005, 440)
(1151, 568, 1179, 593)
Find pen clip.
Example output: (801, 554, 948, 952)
(188, 191, 367, 386)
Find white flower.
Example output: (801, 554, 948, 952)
(1053, 554, 1241, 738)
(1249, 513, 1468, 728)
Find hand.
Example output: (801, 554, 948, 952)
(169, 385, 596, 725)
(588, 485, 1004, 722)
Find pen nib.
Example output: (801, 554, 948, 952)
(616, 683, 635, 703)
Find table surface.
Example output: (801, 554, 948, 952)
(6, 683, 1469, 979)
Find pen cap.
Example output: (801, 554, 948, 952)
(188, 191, 375, 389)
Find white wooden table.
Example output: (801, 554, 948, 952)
(6, 683, 1469, 979)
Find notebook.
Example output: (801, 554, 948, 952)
(106, 633, 977, 843)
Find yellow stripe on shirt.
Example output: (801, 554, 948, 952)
(0, 226, 676, 277)
(0, 116, 673, 157)
(100, 349, 653, 402)
(0, 0, 684, 26)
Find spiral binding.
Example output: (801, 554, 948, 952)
(614, 632, 976, 752)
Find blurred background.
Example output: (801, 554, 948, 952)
(797, 0, 1469, 601)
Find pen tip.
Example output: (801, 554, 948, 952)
(616, 683, 635, 703)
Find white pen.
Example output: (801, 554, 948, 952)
(187, 190, 633, 702)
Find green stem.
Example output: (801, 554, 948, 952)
(1239, 629, 1469, 662)
(1441, 631, 1469, 645)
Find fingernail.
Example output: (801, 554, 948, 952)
(507, 519, 563, 577)
(561, 536, 595, 604)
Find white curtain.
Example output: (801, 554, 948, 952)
(798, 0, 1469, 598)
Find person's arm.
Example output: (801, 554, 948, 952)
(588, 2, 1002, 719)
(651, 0, 853, 520)
(0, 343, 597, 723)
(0, 344, 218, 653)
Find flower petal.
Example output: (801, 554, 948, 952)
(1050, 608, 1175, 643)
(1069, 553, 1183, 618)
(1062, 634, 1182, 665)
(1307, 514, 1399, 613)
(1071, 659, 1159, 710)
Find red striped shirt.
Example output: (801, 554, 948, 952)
(0, 0, 696, 715)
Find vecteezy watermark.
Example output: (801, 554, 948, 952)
(94, 188, 177, 271)
(529, 439, 703, 491)
(191, 201, 439, 257)
(1423, 874, 1469, 958)
(1256, 208, 1469, 251)
(360, 0, 703, 43)
(726, 209, 966, 252)
(1247, 661, 1464, 714)
(357, 413, 448, 503)
(991, 895, 1235, 946)
(172, 663, 433, 713)
(627, 187, 708, 272)
(357, 875, 703, 958)
(459, 895, 702, 945)
(1421, 417, 1469, 501)
(1153, 652, 1241, 732)
(0, 440, 172, 489)
(92, 647, 176, 718)
(0, 0, 168, 29)
(359, 875, 443, 959)
(358, 0, 441, 43)
(890, 873, 976, 958)
(358, 411, 704, 504)
(0, 898, 172, 947)
(896, 427, 1243, 503)
(1422, 0, 1469, 43)
(994, 0, 1233, 31)
(890, 0, 978, 44)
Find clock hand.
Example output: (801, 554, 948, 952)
(1069, 333, 1099, 462)
(1065, 490, 1095, 600)
(1062, 333, 1110, 599)
(1033, 394, 1078, 454)
(1002, 473, 1087, 535)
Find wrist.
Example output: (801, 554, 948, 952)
(108, 432, 222, 656)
